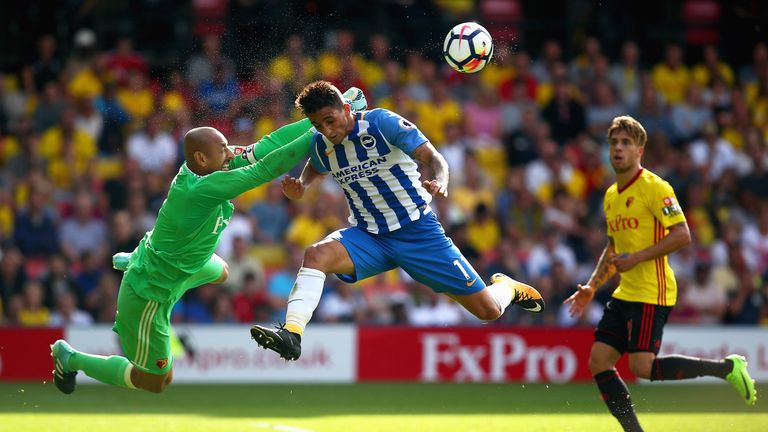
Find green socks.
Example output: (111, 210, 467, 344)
(69, 351, 136, 389)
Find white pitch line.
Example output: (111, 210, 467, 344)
(250, 422, 315, 432)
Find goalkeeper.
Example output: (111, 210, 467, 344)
(50, 89, 367, 394)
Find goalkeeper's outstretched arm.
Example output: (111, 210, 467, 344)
(227, 118, 313, 169)
(195, 131, 312, 205)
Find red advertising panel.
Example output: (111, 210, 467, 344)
(0, 327, 64, 381)
(357, 327, 634, 383)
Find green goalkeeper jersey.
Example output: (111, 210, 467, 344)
(122, 119, 313, 303)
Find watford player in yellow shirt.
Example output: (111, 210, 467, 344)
(564, 116, 756, 432)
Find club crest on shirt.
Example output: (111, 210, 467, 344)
(661, 196, 682, 216)
(398, 118, 415, 130)
(234, 147, 243, 155)
(360, 134, 377, 149)
(156, 358, 168, 369)
(626, 197, 634, 208)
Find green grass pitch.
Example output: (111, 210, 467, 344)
(0, 382, 764, 432)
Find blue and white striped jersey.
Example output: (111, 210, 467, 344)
(309, 108, 433, 234)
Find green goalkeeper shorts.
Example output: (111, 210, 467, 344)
(112, 253, 226, 375)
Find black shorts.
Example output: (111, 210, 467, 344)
(594, 298, 673, 354)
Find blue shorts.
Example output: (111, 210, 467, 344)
(328, 211, 486, 295)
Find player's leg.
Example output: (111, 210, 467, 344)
(111, 282, 175, 393)
(51, 280, 175, 394)
(447, 273, 545, 320)
(629, 303, 757, 405)
(180, 253, 229, 288)
(390, 212, 543, 320)
(251, 227, 394, 359)
(591, 299, 644, 432)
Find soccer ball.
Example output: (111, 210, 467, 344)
(443, 22, 494, 73)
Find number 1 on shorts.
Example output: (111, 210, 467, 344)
(453, 258, 471, 281)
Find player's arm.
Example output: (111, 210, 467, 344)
(194, 135, 310, 204)
(611, 221, 691, 272)
(374, 108, 445, 195)
(228, 118, 314, 169)
(412, 142, 449, 197)
(588, 238, 618, 289)
(282, 160, 327, 200)
(564, 237, 617, 317)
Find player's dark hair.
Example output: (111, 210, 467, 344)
(295, 80, 344, 115)
(607, 115, 647, 147)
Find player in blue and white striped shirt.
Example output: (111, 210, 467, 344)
(251, 81, 545, 360)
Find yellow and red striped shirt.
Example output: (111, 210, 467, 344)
(603, 168, 687, 306)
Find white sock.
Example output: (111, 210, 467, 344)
(124, 363, 137, 389)
(284, 267, 326, 336)
(485, 281, 514, 318)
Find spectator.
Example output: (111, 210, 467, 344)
(269, 34, 317, 87)
(570, 36, 603, 87)
(680, 261, 727, 324)
(499, 51, 538, 104)
(415, 81, 461, 145)
(609, 41, 641, 108)
(631, 74, 668, 137)
(586, 81, 625, 138)
(126, 192, 156, 235)
(318, 281, 368, 323)
(39, 107, 97, 189)
(688, 122, 739, 180)
(251, 182, 290, 243)
(74, 251, 103, 299)
(186, 34, 236, 87)
(74, 96, 103, 143)
(651, 44, 691, 105)
(108, 210, 142, 266)
(198, 62, 239, 116)
(221, 236, 264, 294)
(210, 288, 236, 323)
(59, 190, 108, 263)
(85, 272, 119, 323)
(463, 84, 503, 147)
(40, 253, 78, 310)
(267, 245, 303, 318)
(106, 37, 149, 87)
(216, 205, 253, 260)
(466, 203, 501, 255)
(33, 82, 66, 133)
(117, 70, 154, 122)
(22, 34, 62, 93)
(0, 247, 27, 317)
(542, 79, 587, 146)
(408, 283, 464, 326)
(742, 202, 768, 275)
(0, 73, 28, 134)
(18, 280, 49, 326)
(531, 40, 563, 84)
(126, 112, 178, 175)
(13, 185, 59, 259)
(232, 272, 271, 323)
(693, 45, 735, 88)
(49, 289, 93, 326)
(526, 230, 577, 279)
(360, 33, 392, 89)
(93, 82, 130, 154)
(670, 85, 713, 145)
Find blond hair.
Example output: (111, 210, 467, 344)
(607, 115, 647, 146)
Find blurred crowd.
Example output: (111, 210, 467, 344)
(1, 25, 767, 330)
